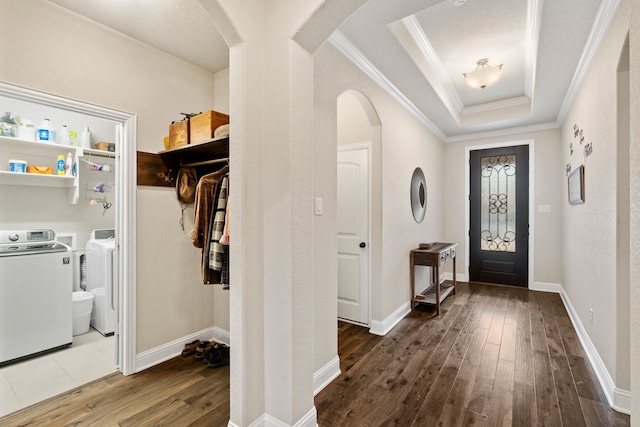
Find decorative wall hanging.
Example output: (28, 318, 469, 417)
(570, 124, 593, 163)
(583, 142, 593, 163)
(568, 165, 585, 205)
(410, 167, 427, 223)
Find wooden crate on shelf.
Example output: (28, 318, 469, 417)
(169, 119, 189, 149)
(189, 110, 229, 144)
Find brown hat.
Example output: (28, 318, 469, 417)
(176, 168, 197, 204)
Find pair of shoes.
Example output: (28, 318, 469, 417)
(194, 341, 211, 359)
(205, 343, 229, 368)
(181, 340, 200, 357)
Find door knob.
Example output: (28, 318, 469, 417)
(359, 242, 366, 248)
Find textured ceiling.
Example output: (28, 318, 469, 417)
(49, 0, 229, 73)
(48, 0, 615, 141)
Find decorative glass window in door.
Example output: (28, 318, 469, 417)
(480, 155, 516, 252)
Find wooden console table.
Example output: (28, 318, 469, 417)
(410, 242, 458, 315)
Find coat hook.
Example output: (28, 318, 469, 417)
(164, 168, 175, 183)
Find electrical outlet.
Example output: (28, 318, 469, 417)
(589, 308, 594, 325)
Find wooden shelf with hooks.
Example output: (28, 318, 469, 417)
(137, 137, 229, 187)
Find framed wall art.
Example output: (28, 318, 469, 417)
(568, 164, 585, 205)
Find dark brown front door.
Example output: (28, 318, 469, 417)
(470, 146, 529, 287)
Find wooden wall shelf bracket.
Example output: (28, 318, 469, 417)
(137, 137, 229, 187)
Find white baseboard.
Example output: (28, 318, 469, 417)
(369, 301, 410, 336)
(546, 286, 631, 415)
(211, 326, 231, 346)
(313, 355, 341, 396)
(228, 406, 318, 427)
(443, 272, 467, 282)
(135, 326, 229, 373)
(530, 281, 564, 293)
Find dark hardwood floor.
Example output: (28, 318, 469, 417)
(317, 282, 630, 426)
(1, 282, 629, 426)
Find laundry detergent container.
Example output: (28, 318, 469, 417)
(72, 291, 94, 336)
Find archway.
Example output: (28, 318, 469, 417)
(196, 1, 372, 425)
(615, 34, 630, 404)
(336, 90, 382, 331)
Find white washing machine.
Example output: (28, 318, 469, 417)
(0, 229, 72, 365)
(85, 229, 116, 336)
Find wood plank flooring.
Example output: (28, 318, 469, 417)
(316, 282, 630, 427)
(0, 282, 629, 426)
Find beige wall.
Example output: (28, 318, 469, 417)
(337, 91, 373, 145)
(629, 0, 639, 419)
(0, 0, 225, 354)
(560, 0, 630, 391)
(443, 128, 564, 285)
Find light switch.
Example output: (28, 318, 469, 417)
(315, 197, 323, 215)
(538, 205, 552, 213)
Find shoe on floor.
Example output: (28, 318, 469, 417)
(207, 344, 230, 368)
(194, 341, 211, 359)
(181, 340, 200, 357)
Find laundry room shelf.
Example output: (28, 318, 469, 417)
(0, 136, 81, 202)
(0, 170, 75, 187)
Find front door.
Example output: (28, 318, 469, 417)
(470, 145, 529, 287)
(337, 146, 369, 325)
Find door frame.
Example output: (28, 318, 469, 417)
(0, 82, 136, 375)
(464, 139, 535, 287)
(337, 142, 372, 327)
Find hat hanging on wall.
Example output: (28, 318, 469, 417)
(176, 168, 197, 204)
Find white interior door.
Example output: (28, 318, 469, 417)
(337, 146, 370, 325)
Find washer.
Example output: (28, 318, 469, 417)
(0, 229, 72, 365)
(85, 229, 116, 336)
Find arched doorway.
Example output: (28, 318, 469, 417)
(336, 90, 382, 327)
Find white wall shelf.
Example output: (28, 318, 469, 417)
(0, 170, 75, 187)
(0, 135, 83, 202)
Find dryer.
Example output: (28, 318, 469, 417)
(85, 229, 116, 336)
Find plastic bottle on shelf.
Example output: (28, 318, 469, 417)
(65, 152, 73, 176)
(57, 154, 65, 176)
(59, 123, 70, 145)
(18, 119, 36, 141)
(69, 130, 79, 147)
(37, 118, 56, 143)
(81, 126, 91, 149)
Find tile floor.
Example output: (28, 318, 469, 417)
(0, 328, 116, 417)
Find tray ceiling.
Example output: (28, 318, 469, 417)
(49, 0, 617, 141)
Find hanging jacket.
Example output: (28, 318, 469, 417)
(189, 165, 229, 284)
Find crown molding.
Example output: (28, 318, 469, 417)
(328, 30, 447, 141)
(444, 120, 560, 143)
(525, 0, 544, 101)
(402, 15, 464, 112)
(556, 0, 622, 124)
(461, 96, 531, 115)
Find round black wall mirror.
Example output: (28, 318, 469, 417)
(411, 167, 427, 223)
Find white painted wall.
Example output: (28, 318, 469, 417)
(313, 42, 445, 372)
(337, 92, 372, 145)
(443, 128, 563, 285)
(560, 0, 631, 394)
(0, 0, 225, 354)
(628, 0, 640, 419)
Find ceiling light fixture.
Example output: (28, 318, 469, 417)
(463, 58, 503, 89)
(450, 0, 466, 5)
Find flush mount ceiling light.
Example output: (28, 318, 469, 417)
(450, 0, 466, 5)
(463, 58, 503, 89)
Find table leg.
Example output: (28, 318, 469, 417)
(453, 255, 457, 295)
(435, 264, 440, 316)
(410, 253, 415, 310)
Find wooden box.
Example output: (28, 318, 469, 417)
(169, 119, 189, 149)
(189, 110, 229, 144)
